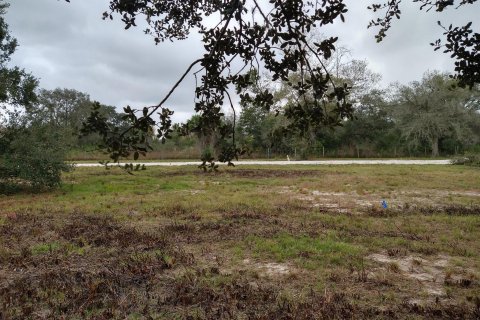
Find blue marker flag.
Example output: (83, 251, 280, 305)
(381, 200, 388, 209)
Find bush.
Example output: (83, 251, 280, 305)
(0, 125, 73, 191)
(451, 152, 480, 167)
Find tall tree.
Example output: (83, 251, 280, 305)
(25, 88, 124, 150)
(393, 71, 480, 157)
(0, 1, 37, 117)
(341, 89, 395, 157)
(0, 1, 71, 190)
(34, 88, 91, 128)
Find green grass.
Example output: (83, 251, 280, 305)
(30, 242, 87, 256)
(246, 233, 364, 269)
(31, 242, 61, 255)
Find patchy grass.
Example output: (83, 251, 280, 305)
(1, 165, 480, 319)
(246, 233, 364, 269)
(30, 242, 61, 255)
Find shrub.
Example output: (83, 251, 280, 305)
(451, 152, 480, 167)
(0, 125, 73, 191)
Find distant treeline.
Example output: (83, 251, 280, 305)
(43, 71, 480, 160)
(23, 55, 474, 163)
(158, 71, 480, 160)
(7, 73, 479, 161)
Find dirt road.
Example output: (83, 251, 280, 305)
(74, 159, 451, 167)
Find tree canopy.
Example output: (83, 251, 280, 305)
(0, 1, 37, 112)
(70, 0, 479, 165)
(393, 71, 480, 157)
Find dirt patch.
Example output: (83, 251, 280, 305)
(280, 187, 361, 213)
(278, 186, 480, 216)
(222, 169, 327, 178)
(152, 168, 329, 179)
(370, 253, 447, 296)
(368, 252, 478, 300)
(242, 259, 292, 277)
(189, 189, 205, 195)
(311, 191, 347, 197)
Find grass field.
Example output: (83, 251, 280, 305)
(1, 165, 479, 319)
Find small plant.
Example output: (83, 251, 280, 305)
(356, 259, 368, 282)
(387, 262, 401, 273)
(451, 152, 480, 167)
(387, 248, 401, 257)
(198, 147, 219, 172)
(412, 259, 423, 267)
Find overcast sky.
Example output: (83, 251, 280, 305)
(5, 0, 479, 122)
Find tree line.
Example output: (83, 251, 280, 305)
(166, 68, 480, 160)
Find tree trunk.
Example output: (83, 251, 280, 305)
(431, 136, 439, 157)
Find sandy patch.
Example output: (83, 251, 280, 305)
(311, 191, 347, 197)
(189, 190, 205, 195)
(276, 186, 480, 214)
(242, 259, 292, 277)
(369, 253, 451, 297)
(280, 187, 372, 213)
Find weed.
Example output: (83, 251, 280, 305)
(387, 262, 401, 273)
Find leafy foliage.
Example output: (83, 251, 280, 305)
(33, 88, 92, 128)
(392, 71, 480, 157)
(432, 21, 480, 89)
(368, 0, 479, 88)
(0, 125, 73, 191)
(451, 152, 480, 166)
(0, 2, 37, 109)
(228, 69, 479, 159)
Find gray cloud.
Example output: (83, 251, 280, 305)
(328, 0, 479, 84)
(5, 0, 480, 122)
(6, 0, 203, 121)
